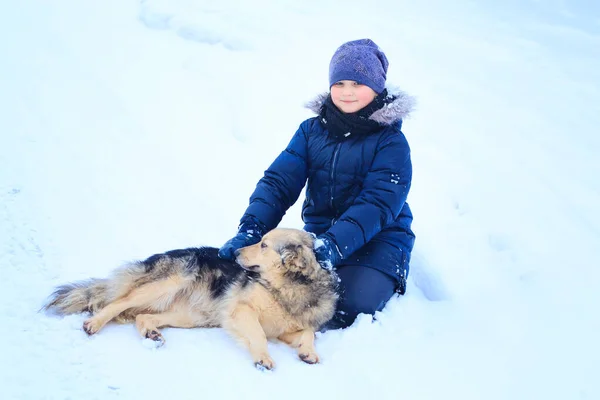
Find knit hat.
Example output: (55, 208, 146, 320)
(329, 39, 389, 94)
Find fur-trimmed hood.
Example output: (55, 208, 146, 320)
(305, 88, 415, 126)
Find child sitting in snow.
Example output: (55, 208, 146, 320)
(219, 39, 415, 329)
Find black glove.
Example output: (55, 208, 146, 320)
(313, 234, 342, 270)
(218, 218, 265, 260)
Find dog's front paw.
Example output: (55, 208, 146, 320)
(299, 351, 319, 364)
(254, 355, 275, 371)
(82, 318, 103, 336)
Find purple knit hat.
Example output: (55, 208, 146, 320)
(329, 39, 389, 94)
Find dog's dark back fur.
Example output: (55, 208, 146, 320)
(142, 247, 260, 298)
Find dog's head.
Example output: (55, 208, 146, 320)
(235, 228, 320, 281)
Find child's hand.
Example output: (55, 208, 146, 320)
(313, 235, 342, 270)
(218, 218, 265, 260)
(218, 232, 261, 260)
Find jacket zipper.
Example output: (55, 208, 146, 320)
(329, 142, 342, 218)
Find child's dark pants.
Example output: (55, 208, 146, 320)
(324, 265, 398, 330)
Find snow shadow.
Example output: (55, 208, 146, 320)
(138, 1, 253, 51)
(409, 251, 450, 301)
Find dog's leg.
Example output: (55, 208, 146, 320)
(135, 309, 199, 346)
(83, 277, 183, 335)
(223, 304, 274, 370)
(278, 329, 319, 364)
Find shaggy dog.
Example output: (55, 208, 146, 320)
(43, 228, 338, 370)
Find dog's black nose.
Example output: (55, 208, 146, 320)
(234, 249, 241, 258)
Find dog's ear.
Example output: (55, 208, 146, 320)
(280, 243, 318, 270)
(280, 244, 302, 269)
(298, 243, 319, 270)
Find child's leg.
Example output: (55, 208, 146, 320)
(327, 265, 397, 330)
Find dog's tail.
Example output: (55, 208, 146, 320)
(42, 262, 147, 315)
(42, 279, 110, 315)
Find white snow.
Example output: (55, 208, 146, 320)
(313, 238, 326, 249)
(1, 0, 599, 399)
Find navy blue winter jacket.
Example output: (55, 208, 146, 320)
(240, 90, 416, 284)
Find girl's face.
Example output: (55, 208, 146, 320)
(330, 80, 377, 113)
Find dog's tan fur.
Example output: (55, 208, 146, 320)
(43, 228, 338, 369)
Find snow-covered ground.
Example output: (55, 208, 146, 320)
(1, 1, 598, 399)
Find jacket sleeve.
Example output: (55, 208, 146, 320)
(240, 121, 310, 232)
(325, 132, 412, 259)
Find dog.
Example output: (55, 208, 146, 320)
(42, 228, 338, 370)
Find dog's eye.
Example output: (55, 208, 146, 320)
(261, 242, 267, 249)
